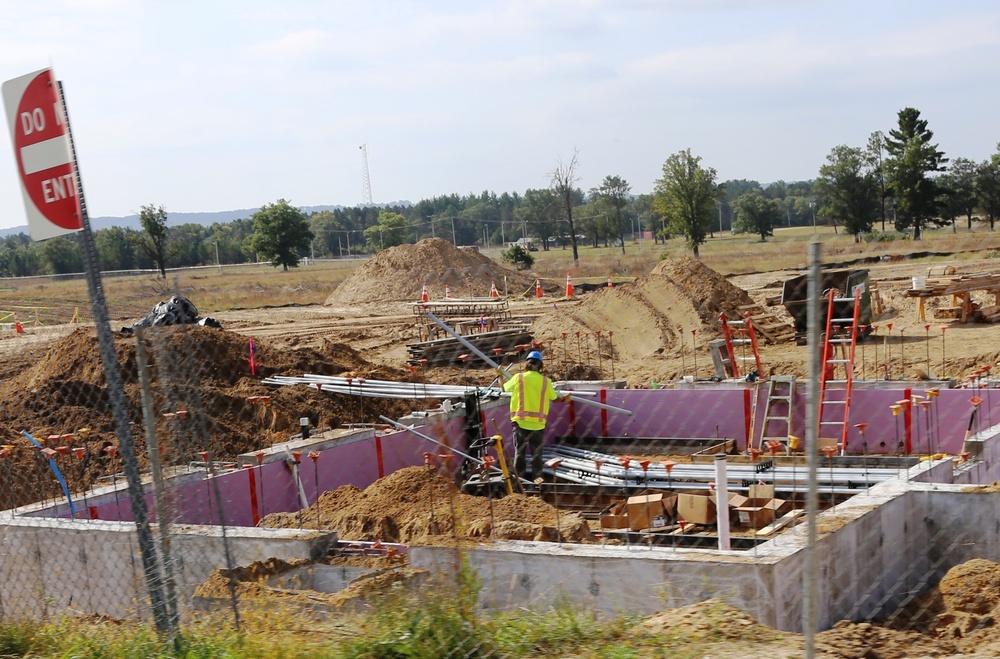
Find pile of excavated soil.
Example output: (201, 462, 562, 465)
(259, 465, 592, 544)
(637, 560, 1000, 657)
(872, 557, 1000, 655)
(529, 256, 755, 382)
(324, 238, 536, 305)
(0, 327, 413, 510)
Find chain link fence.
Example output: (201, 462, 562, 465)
(0, 270, 998, 657)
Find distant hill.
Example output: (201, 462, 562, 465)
(0, 203, 417, 238)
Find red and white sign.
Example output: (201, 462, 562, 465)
(2, 68, 83, 241)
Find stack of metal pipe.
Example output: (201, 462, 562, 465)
(541, 445, 898, 494)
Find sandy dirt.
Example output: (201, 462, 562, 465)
(259, 464, 592, 544)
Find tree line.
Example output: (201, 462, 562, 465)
(0, 105, 995, 277)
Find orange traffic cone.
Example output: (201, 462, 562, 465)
(565, 273, 574, 297)
(607, 275, 614, 288)
(445, 284, 452, 299)
(420, 283, 429, 302)
(489, 281, 499, 298)
(14, 314, 23, 334)
(535, 279, 543, 298)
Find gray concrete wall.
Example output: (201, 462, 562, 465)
(0, 512, 334, 619)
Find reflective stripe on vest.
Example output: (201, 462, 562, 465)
(515, 373, 549, 420)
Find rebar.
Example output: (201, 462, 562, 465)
(884, 323, 893, 379)
(924, 324, 931, 376)
(595, 330, 603, 377)
(678, 326, 685, 375)
(941, 326, 947, 379)
(691, 329, 698, 378)
(609, 331, 616, 380)
(898, 327, 906, 377)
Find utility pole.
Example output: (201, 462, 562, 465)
(451, 217, 457, 245)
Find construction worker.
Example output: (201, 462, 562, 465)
(498, 350, 569, 482)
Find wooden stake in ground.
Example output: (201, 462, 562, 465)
(884, 323, 893, 379)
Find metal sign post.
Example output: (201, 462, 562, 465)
(3, 69, 172, 637)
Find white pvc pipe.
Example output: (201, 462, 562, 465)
(715, 454, 730, 551)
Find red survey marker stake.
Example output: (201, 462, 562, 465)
(2, 68, 83, 240)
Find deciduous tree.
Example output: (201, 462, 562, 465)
(938, 157, 979, 230)
(135, 204, 171, 278)
(550, 150, 582, 266)
(517, 188, 560, 250)
(244, 199, 314, 271)
(363, 211, 409, 251)
(815, 145, 879, 240)
(591, 175, 631, 254)
(653, 149, 722, 257)
(733, 190, 779, 241)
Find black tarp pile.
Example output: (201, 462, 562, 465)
(120, 296, 222, 336)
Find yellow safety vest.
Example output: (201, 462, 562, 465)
(503, 371, 557, 431)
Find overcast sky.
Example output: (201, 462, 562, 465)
(1, 0, 998, 229)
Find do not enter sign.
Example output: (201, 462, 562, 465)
(2, 68, 83, 241)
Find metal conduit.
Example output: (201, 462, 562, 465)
(263, 374, 596, 399)
(543, 446, 895, 490)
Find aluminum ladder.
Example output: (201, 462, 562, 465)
(759, 375, 796, 452)
(719, 312, 763, 379)
(818, 288, 861, 456)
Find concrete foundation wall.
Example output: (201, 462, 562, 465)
(411, 432, 1000, 633)
(0, 513, 333, 619)
(412, 479, 1000, 632)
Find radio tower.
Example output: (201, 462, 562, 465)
(359, 143, 373, 206)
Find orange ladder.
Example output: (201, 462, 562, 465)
(719, 312, 763, 379)
(818, 288, 861, 456)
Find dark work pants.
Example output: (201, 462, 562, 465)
(513, 424, 545, 482)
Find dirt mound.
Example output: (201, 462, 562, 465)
(814, 558, 1000, 657)
(638, 562, 1000, 659)
(0, 326, 412, 510)
(259, 465, 592, 544)
(325, 238, 535, 305)
(641, 598, 785, 643)
(529, 256, 754, 382)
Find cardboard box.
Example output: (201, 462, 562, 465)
(677, 492, 717, 525)
(600, 514, 630, 529)
(598, 501, 629, 530)
(626, 492, 677, 531)
(728, 484, 788, 527)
